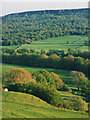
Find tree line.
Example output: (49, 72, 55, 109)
(2, 53, 89, 79)
(2, 47, 89, 59)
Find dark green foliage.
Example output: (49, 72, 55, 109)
(7, 82, 63, 107)
(71, 71, 88, 91)
(39, 70, 55, 84)
(7, 82, 88, 111)
(51, 72, 64, 90)
(47, 49, 64, 56)
(2, 53, 89, 78)
(63, 97, 88, 111)
(60, 84, 71, 91)
(71, 70, 90, 102)
(2, 9, 88, 45)
(32, 72, 47, 83)
(32, 70, 65, 89)
(2, 47, 89, 59)
(2, 48, 15, 54)
(84, 40, 90, 46)
(66, 40, 71, 44)
(40, 49, 45, 54)
(67, 49, 89, 59)
(17, 48, 30, 53)
(80, 79, 90, 102)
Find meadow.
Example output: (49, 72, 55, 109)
(1, 35, 88, 52)
(0, 45, 20, 49)
(19, 35, 88, 51)
(2, 91, 88, 118)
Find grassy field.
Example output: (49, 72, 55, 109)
(2, 63, 74, 86)
(58, 91, 85, 100)
(77, 46, 88, 51)
(2, 91, 88, 118)
(20, 35, 88, 51)
(0, 45, 20, 49)
(1, 34, 88, 118)
(1, 35, 88, 52)
(73, 37, 88, 45)
(32, 35, 84, 44)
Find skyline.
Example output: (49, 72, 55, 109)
(0, 2, 88, 16)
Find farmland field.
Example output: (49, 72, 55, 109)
(32, 35, 86, 44)
(2, 91, 88, 118)
(20, 35, 88, 51)
(73, 37, 88, 45)
(77, 46, 88, 51)
(1, 35, 88, 52)
(0, 45, 20, 49)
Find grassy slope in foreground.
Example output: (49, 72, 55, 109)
(2, 91, 88, 118)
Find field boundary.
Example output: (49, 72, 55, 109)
(15, 44, 27, 52)
(72, 37, 88, 44)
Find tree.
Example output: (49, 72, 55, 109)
(68, 48, 73, 55)
(84, 40, 89, 46)
(71, 71, 87, 91)
(66, 40, 71, 44)
(49, 53, 60, 59)
(51, 72, 64, 90)
(40, 49, 45, 54)
(79, 78, 90, 101)
(2, 68, 36, 85)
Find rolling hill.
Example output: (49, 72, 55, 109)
(2, 8, 88, 46)
(2, 91, 88, 118)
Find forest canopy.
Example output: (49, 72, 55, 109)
(2, 8, 88, 45)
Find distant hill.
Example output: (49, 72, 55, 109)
(2, 8, 88, 46)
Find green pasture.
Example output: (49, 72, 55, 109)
(20, 44, 81, 51)
(21, 35, 88, 51)
(32, 35, 85, 44)
(77, 46, 88, 51)
(58, 90, 86, 100)
(2, 91, 88, 118)
(1, 35, 88, 51)
(73, 37, 88, 45)
(2, 63, 73, 86)
(0, 45, 20, 49)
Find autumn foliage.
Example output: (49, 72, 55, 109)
(71, 71, 88, 91)
(49, 54, 60, 59)
(41, 54, 48, 58)
(0, 83, 4, 92)
(51, 72, 64, 90)
(2, 68, 36, 85)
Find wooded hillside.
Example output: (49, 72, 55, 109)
(2, 8, 88, 45)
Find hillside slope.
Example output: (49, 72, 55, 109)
(2, 91, 88, 118)
(2, 8, 88, 45)
(2, 63, 73, 85)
